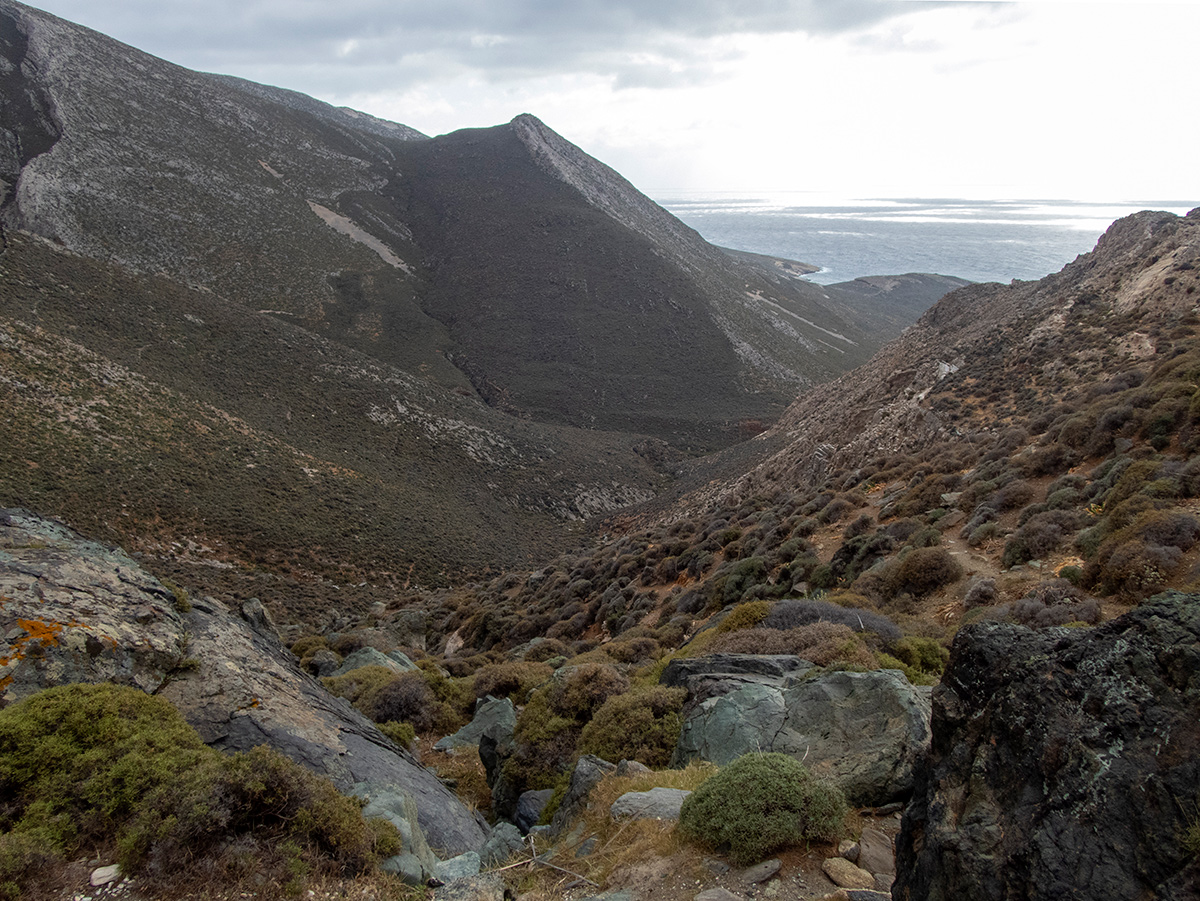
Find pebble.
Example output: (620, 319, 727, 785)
(739, 858, 782, 884)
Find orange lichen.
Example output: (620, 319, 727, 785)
(1, 616, 87, 666)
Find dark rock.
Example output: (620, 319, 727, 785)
(430, 873, 509, 901)
(0, 510, 486, 856)
(673, 669, 931, 805)
(479, 822, 524, 867)
(514, 788, 554, 834)
(854, 827, 894, 877)
(549, 754, 616, 836)
(305, 648, 341, 677)
(660, 653, 813, 708)
(435, 695, 515, 753)
(894, 591, 1200, 901)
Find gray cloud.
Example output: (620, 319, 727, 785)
(30, 0, 938, 92)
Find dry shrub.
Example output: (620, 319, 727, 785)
(472, 661, 553, 703)
(886, 547, 964, 597)
(360, 671, 450, 733)
(577, 686, 686, 768)
(548, 663, 631, 720)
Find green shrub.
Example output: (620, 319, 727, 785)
(0, 684, 397, 894)
(577, 686, 686, 768)
(548, 663, 631, 721)
(377, 721, 417, 749)
(717, 600, 771, 633)
(677, 752, 847, 865)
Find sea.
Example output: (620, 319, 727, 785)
(653, 194, 1199, 286)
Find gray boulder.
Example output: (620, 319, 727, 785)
(434, 851, 481, 882)
(610, 787, 690, 821)
(479, 822, 525, 867)
(673, 669, 932, 805)
(435, 695, 516, 752)
(895, 591, 1200, 901)
(356, 784, 440, 881)
(549, 754, 616, 836)
(514, 788, 555, 833)
(330, 645, 417, 677)
(431, 873, 508, 901)
(0, 509, 486, 856)
(660, 654, 812, 708)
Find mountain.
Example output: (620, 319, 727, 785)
(0, 0, 922, 452)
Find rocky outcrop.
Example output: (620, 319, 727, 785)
(0, 509, 486, 855)
(659, 653, 812, 709)
(894, 591, 1200, 901)
(672, 669, 932, 806)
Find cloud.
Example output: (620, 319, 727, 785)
(31, 0, 938, 91)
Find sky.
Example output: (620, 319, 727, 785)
(24, 0, 1200, 203)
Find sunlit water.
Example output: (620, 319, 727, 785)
(654, 193, 1198, 285)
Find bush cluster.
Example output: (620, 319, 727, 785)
(0, 685, 398, 897)
(677, 752, 847, 865)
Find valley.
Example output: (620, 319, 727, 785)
(1, 2, 1199, 900)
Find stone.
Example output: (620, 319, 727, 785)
(356, 785, 440, 879)
(380, 852, 427, 885)
(673, 668, 932, 805)
(854, 827, 893, 877)
(330, 645, 416, 678)
(873, 874, 894, 893)
(894, 591, 1200, 901)
(822, 857, 875, 890)
(739, 858, 782, 883)
(614, 759, 651, 777)
(660, 654, 813, 707)
(696, 889, 744, 901)
(89, 864, 121, 887)
(514, 788, 554, 833)
(479, 822, 525, 867)
(434, 851, 481, 882)
(549, 755, 616, 836)
(305, 648, 341, 677)
(0, 510, 486, 857)
(609, 787, 690, 821)
(432, 873, 507, 901)
(837, 839, 859, 863)
(435, 695, 516, 753)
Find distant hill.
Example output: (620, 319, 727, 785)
(0, 0, 939, 451)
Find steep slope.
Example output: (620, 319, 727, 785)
(0, 229, 670, 597)
(0, 0, 894, 450)
(723, 208, 1200, 502)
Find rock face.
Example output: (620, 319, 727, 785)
(672, 669, 931, 806)
(609, 787, 690, 821)
(894, 592, 1200, 901)
(0, 509, 486, 855)
(659, 653, 812, 709)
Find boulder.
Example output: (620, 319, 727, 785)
(673, 669, 932, 805)
(854, 827, 894, 877)
(330, 645, 417, 677)
(822, 857, 875, 890)
(479, 821, 525, 867)
(431, 873, 507, 901)
(514, 788, 555, 833)
(435, 695, 516, 753)
(609, 787, 690, 821)
(357, 784, 440, 880)
(0, 509, 486, 856)
(434, 851, 481, 882)
(894, 591, 1200, 901)
(549, 755, 616, 836)
(660, 653, 812, 708)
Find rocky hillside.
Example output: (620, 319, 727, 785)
(0, 0, 929, 452)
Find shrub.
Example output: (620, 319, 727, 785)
(887, 547, 963, 597)
(472, 661, 553, 703)
(0, 685, 396, 893)
(843, 514, 875, 539)
(524, 638, 571, 663)
(1000, 579, 1101, 627)
(548, 663, 631, 721)
(577, 686, 686, 769)
(360, 671, 452, 733)
(1002, 509, 1082, 567)
(763, 598, 902, 643)
(677, 752, 847, 866)
(377, 721, 417, 749)
(963, 577, 997, 608)
(717, 600, 772, 633)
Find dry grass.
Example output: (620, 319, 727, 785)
(419, 740, 493, 816)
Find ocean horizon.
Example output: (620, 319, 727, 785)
(654, 193, 1199, 286)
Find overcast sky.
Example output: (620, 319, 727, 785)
(25, 0, 1200, 202)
